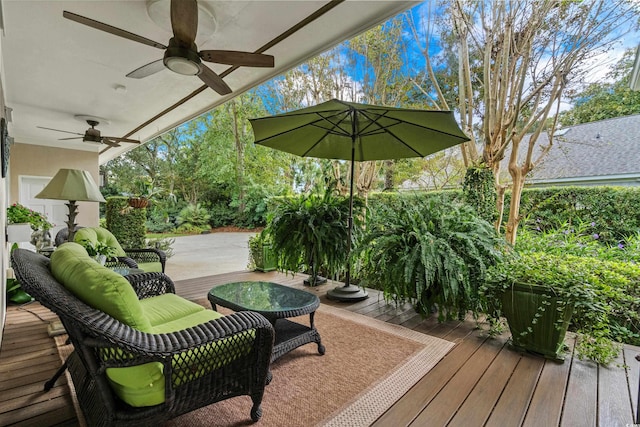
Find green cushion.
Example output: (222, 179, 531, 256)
(106, 309, 226, 407)
(50, 243, 152, 332)
(74, 227, 127, 257)
(136, 261, 163, 273)
(140, 294, 207, 327)
(106, 362, 165, 407)
(151, 310, 224, 334)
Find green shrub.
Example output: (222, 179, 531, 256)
(209, 201, 235, 228)
(146, 208, 175, 233)
(147, 237, 175, 258)
(231, 187, 271, 228)
(516, 221, 640, 263)
(105, 197, 146, 248)
(513, 186, 640, 244)
(463, 164, 497, 224)
(175, 223, 208, 234)
(146, 218, 175, 234)
(176, 203, 211, 229)
(353, 195, 505, 320)
(368, 189, 463, 211)
(364, 186, 640, 247)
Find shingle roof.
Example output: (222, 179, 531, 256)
(523, 114, 640, 183)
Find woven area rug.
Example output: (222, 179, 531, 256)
(55, 304, 454, 426)
(168, 303, 454, 426)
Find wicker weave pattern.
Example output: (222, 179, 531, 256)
(11, 249, 274, 426)
(127, 272, 176, 298)
(104, 256, 138, 269)
(123, 248, 167, 272)
(55, 227, 167, 272)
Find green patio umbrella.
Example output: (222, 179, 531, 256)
(249, 99, 470, 301)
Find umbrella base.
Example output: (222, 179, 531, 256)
(326, 285, 369, 302)
(304, 275, 328, 286)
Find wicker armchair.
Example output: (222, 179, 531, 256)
(74, 227, 167, 273)
(12, 249, 275, 426)
(54, 226, 138, 270)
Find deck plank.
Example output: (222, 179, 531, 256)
(598, 348, 635, 425)
(521, 335, 575, 426)
(371, 326, 482, 427)
(625, 345, 640, 423)
(409, 333, 505, 426)
(449, 340, 519, 426)
(560, 353, 598, 427)
(0, 394, 75, 426)
(484, 354, 544, 427)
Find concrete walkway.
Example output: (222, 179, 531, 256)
(163, 232, 256, 281)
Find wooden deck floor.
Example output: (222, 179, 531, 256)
(1, 270, 638, 426)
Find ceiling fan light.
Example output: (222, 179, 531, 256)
(165, 56, 200, 75)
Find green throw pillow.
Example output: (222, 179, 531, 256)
(74, 227, 127, 257)
(50, 242, 152, 332)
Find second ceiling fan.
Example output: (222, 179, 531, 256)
(38, 120, 141, 148)
(63, 0, 275, 96)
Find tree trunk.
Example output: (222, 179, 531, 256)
(383, 160, 394, 190)
(230, 101, 246, 214)
(505, 168, 525, 245)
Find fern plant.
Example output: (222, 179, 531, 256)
(267, 191, 362, 285)
(353, 195, 505, 319)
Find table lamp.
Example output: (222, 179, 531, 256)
(35, 169, 106, 243)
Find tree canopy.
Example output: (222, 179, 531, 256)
(561, 48, 640, 125)
(104, 0, 640, 238)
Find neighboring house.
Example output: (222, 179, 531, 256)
(401, 114, 640, 190)
(522, 114, 640, 188)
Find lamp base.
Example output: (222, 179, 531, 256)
(326, 284, 368, 302)
(65, 200, 79, 243)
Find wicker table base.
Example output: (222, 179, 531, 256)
(271, 315, 324, 362)
(208, 281, 325, 362)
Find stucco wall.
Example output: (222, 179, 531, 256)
(0, 72, 6, 343)
(9, 143, 100, 227)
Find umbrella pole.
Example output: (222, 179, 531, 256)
(327, 120, 368, 302)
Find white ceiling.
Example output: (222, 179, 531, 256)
(0, 0, 417, 163)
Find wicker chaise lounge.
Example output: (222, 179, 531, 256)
(11, 247, 275, 426)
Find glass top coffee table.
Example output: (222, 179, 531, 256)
(208, 281, 325, 362)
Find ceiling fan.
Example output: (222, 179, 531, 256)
(62, 0, 275, 96)
(38, 120, 141, 148)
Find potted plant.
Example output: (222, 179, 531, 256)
(77, 239, 118, 265)
(267, 191, 359, 286)
(482, 252, 608, 361)
(6, 277, 32, 304)
(248, 230, 277, 272)
(6, 243, 32, 304)
(7, 203, 52, 244)
(353, 196, 504, 320)
(128, 197, 149, 209)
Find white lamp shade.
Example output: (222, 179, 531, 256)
(35, 169, 106, 202)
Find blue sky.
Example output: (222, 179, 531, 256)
(345, 1, 639, 97)
(249, 0, 640, 118)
